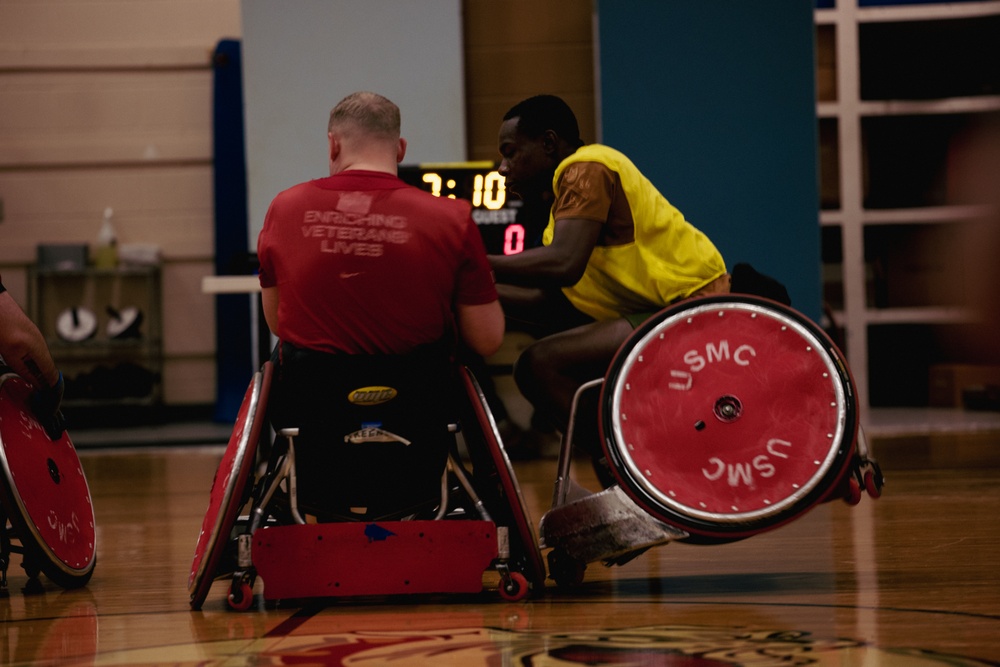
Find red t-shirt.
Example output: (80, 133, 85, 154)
(257, 170, 497, 354)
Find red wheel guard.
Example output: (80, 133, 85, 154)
(0, 375, 96, 577)
(602, 297, 858, 539)
(251, 520, 499, 600)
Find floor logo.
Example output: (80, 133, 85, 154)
(76, 624, 997, 666)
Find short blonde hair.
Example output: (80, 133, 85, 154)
(328, 91, 400, 141)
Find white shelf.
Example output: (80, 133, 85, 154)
(820, 96, 1000, 118)
(829, 306, 975, 326)
(867, 307, 974, 325)
(856, 1, 1000, 22)
(201, 275, 261, 294)
(821, 204, 996, 226)
(815, 0, 999, 408)
(864, 406, 1000, 438)
(816, 1, 1000, 24)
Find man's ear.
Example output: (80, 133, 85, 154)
(328, 132, 341, 162)
(396, 137, 408, 164)
(328, 132, 344, 174)
(541, 129, 559, 156)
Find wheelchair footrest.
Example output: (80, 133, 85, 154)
(251, 520, 499, 600)
(540, 485, 689, 565)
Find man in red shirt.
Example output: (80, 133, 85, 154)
(256, 91, 504, 514)
(257, 91, 503, 357)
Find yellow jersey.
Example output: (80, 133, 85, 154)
(542, 144, 727, 320)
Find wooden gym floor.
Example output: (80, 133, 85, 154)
(2, 422, 999, 666)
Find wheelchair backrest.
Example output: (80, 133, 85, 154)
(270, 341, 461, 520)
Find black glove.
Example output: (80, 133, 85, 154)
(730, 262, 792, 306)
(30, 371, 66, 441)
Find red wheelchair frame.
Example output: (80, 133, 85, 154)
(0, 372, 96, 593)
(189, 362, 544, 610)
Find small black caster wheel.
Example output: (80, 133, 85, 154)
(547, 548, 586, 589)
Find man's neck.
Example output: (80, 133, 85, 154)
(334, 160, 396, 175)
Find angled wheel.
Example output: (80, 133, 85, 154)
(0, 374, 96, 589)
(460, 367, 546, 594)
(188, 362, 272, 610)
(601, 295, 859, 541)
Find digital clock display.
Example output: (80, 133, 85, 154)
(398, 162, 538, 256)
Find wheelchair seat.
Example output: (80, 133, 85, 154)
(268, 340, 461, 521)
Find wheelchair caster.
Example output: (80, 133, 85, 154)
(547, 548, 586, 589)
(844, 477, 862, 506)
(864, 468, 883, 499)
(227, 580, 254, 611)
(22, 576, 45, 595)
(20, 558, 41, 581)
(498, 571, 529, 602)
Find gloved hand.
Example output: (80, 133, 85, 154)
(30, 371, 66, 441)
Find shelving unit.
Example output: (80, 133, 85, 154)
(28, 265, 163, 410)
(815, 0, 1000, 408)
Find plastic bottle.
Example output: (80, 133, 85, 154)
(94, 206, 118, 269)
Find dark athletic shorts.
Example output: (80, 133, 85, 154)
(624, 310, 656, 329)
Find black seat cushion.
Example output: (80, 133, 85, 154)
(730, 262, 792, 306)
(269, 340, 459, 520)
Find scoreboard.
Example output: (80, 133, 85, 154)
(398, 162, 542, 256)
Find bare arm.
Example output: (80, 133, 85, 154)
(456, 300, 505, 357)
(0, 291, 60, 390)
(0, 290, 65, 438)
(489, 217, 602, 288)
(261, 286, 279, 337)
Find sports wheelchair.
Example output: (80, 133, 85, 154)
(538, 294, 884, 586)
(0, 371, 97, 594)
(189, 342, 545, 610)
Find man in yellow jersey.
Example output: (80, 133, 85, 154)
(489, 95, 732, 470)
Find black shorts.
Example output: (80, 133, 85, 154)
(624, 310, 656, 329)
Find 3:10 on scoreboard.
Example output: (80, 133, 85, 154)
(397, 162, 527, 256)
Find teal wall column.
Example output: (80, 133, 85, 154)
(596, 0, 821, 320)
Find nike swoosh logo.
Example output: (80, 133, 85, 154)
(339, 272, 361, 279)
